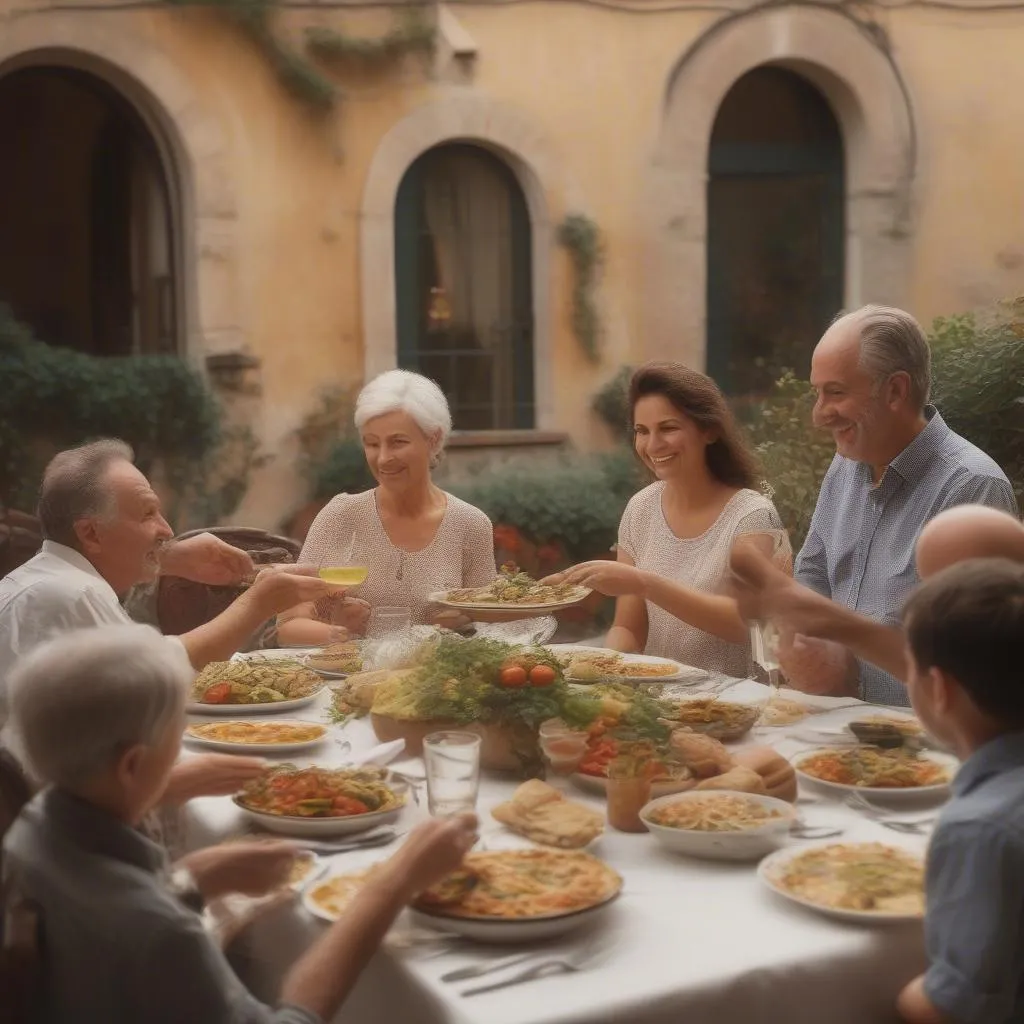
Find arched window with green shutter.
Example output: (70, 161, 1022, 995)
(394, 143, 534, 430)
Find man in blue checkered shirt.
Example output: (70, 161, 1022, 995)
(779, 305, 1018, 706)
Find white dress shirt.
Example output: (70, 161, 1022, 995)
(0, 541, 184, 714)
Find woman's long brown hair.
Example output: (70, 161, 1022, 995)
(627, 362, 762, 490)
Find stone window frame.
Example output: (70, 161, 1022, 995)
(642, 4, 917, 370)
(360, 92, 577, 434)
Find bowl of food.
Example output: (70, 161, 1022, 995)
(663, 698, 760, 742)
(793, 746, 957, 799)
(234, 764, 407, 837)
(640, 790, 796, 860)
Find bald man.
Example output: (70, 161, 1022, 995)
(731, 505, 1024, 686)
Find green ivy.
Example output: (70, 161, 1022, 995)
(592, 365, 634, 444)
(452, 450, 646, 562)
(305, 10, 435, 64)
(557, 214, 602, 363)
(0, 305, 224, 518)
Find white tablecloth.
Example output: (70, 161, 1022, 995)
(183, 682, 930, 1024)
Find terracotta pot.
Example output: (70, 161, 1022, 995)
(370, 714, 527, 772)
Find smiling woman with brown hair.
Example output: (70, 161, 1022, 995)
(551, 362, 789, 676)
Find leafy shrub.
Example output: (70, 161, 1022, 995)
(592, 366, 633, 444)
(0, 305, 226, 518)
(294, 387, 375, 500)
(452, 449, 647, 564)
(929, 301, 1024, 505)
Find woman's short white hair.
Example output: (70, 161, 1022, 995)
(354, 370, 453, 447)
(6, 624, 192, 788)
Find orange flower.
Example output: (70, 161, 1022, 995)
(493, 524, 522, 553)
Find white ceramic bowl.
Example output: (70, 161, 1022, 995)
(640, 790, 796, 861)
(233, 797, 405, 837)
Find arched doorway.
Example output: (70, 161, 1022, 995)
(394, 143, 534, 431)
(705, 66, 844, 396)
(0, 65, 179, 355)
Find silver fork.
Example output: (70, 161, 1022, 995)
(460, 943, 610, 997)
(844, 792, 937, 833)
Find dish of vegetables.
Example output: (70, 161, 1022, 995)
(187, 660, 325, 713)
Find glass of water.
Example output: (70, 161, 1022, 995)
(423, 731, 482, 817)
(367, 606, 412, 639)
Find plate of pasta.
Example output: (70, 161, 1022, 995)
(758, 841, 925, 923)
(184, 720, 329, 754)
(430, 568, 590, 613)
(793, 746, 957, 799)
(410, 849, 623, 942)
(187, 660, 325, 714)
(303, 868, 376, 923)
(553, 647, 696, 685)
(234, 764, 407, 836)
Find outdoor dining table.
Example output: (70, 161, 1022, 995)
(182, 679, 930, 1024)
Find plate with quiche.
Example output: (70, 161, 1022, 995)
(409, 849, 622, 942)
(552, 647, 697, 686)
(758, 841, 925, 923)
(184, 720, 329, 754)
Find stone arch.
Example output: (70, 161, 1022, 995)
(645, 5, 916, 367)
(361, 92, 574, 429)
(0, 15, 242, 360)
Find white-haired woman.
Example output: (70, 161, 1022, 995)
(277, 370, 497, 643)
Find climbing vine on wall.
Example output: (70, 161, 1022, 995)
(557, 213, 603, 363)
(162, 0, 435, 113)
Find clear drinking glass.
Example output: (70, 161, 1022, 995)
(423, 731, 482, 817)
(367, 606, 412, 639)
(734, 528, 792, 700)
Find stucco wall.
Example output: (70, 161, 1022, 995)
(2, 1, 1023, 529)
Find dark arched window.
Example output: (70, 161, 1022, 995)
(394, 143, 534, 430)
(706, 66, 844, 396)
(0, 66, 179, 355)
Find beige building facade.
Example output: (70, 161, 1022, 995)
(2, 0, 1023, 528)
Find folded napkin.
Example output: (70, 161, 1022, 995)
(348, 739, 406, 767)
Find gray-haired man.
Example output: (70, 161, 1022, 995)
(780, 305, 1017, 705)
(4, 625, 477, 1024)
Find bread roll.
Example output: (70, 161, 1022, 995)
(693, 765, 767, 795)
(733, 746, 798, 802)
(669, 732, 733, 777)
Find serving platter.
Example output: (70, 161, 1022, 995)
(549, 645, 700, 686)
(428, 588, 591, 614)
(186, 689, 325, 716)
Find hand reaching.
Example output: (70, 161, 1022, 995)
(163, 753, 268, 804)
(178, 839, 299, 900)
(160, 534, 255, 586)
(542, 561, 646, 598)
(383, 813, 479, 901)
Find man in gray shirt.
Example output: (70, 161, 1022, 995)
(2, 624, 477, 1024)
(781, 305, 1016, 705)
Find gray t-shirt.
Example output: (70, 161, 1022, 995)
(923, 731, 1024, 1023)
(3, 788, 321, 1024)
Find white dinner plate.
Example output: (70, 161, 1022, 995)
(427, 588, 591, 614)
(758, 841, 925, 924)
(792, 747, 958, 801)
(233, 797, 405, 838)
(408, 890, 620, 943)
(550, 646, 700, 685)
(186, 689, 325, 716)
(183, 719, 330, 754)
(233, 648, 321, 662)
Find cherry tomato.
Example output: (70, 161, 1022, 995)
(528, 665, 556, 687)
(499, 666, 528, 688)
(332, 796, 369, 816)
(202, 682, 232, 704)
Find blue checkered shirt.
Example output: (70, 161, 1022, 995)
(795, 407, 1019, 704)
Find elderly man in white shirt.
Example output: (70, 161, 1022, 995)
(0, 438, 335, 804)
